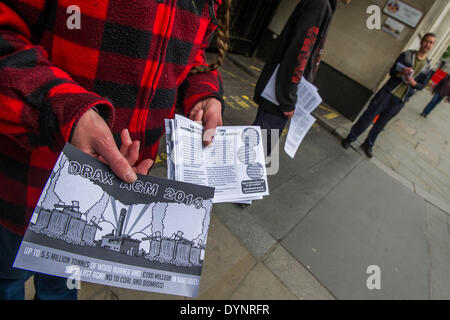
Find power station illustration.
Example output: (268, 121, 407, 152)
(27, 152, 211, 269)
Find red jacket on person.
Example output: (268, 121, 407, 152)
(0, 0, 224, 235)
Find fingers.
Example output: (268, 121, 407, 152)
(189, 104, 202, 119)
(192, 108, 203, 125)
(120, 129, 140, 167)
(135, 159, 154, 175)
(283, 111, 294, 119)
(203, 114, 219, 146)
(95, 138, 137, 183)
(119, 129, 133, 156)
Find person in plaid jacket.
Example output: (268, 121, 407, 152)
(0, 0, 231, 299)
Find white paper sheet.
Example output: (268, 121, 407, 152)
(284, 110, 316, 159)
(165, 115, 270, 203)
(261, 64, 321, 158)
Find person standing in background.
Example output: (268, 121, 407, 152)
(252, 0, 343, 156)
(421, 74, 450, 118)
(341, 33, 436, 158)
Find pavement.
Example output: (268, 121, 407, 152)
(24, 53, 450, 300)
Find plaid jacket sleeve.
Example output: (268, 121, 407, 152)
(0, 1, 114, 152)
(180, 2, 224, 117)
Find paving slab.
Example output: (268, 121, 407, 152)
(248, 145, 363, 240)
(263, 244, 335, 300)
(369, 157, 414, 192)
(282, 160, 430, 300)
(25, 277, 35, 300)
(193, 213, 257, 300)
(229, 262, 298, 300)
(425, 203, 450, 300)
(213, 203, 277, 259)
(79, 283, 114, 300)
(267, 127, 341, 192)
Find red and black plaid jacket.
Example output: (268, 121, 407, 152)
(0, 0, 224, 235)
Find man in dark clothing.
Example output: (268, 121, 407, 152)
(252, 0, 342, 155)
(342, 33, 436, 158)
(421, 75, 450, 117)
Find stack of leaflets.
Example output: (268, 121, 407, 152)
(262, 64, 322, 158)
(396, 62, 414, 83)
(165, 115, 269, 204)
(14, 143, 215, 298)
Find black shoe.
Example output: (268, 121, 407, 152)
(361, 143, 373, 158)
(341, 138, 351, 149)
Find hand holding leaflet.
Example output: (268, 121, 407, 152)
(261, 64, 321, 158)
(165, 115, 269, 203)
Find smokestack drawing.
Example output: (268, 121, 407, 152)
(116, 208, 127, 237)
(151, 202, 168, 236)
(40, 155, 67, 209)
(86, 192, 109, 223)
(192, 199, 212, 246)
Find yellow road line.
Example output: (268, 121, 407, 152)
(318, 104, 333, 112)
(230, 96, 251, 110)
(324, 113, 339, 120)
(223, 96, 240, 111)
(242, 95, 258, 107)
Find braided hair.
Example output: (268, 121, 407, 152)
(190, 0, 231, 74)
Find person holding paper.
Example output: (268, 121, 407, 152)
(252, 0, 344, 155)
(341, 33, 436, 158)
(0, 0, 230, 300)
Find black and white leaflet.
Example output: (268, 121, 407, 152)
(165, 115, 269, 203)
(13, 143, 215, 298)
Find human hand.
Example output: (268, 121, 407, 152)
(283, 110, 295, 119)
(116, 128, 154, 175)
(189, 98, 223, 146)
(402, 67, 413, 76)
(406, 76, 417, 87)
(71, 109, 153, 182)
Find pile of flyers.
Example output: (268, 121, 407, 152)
(165, 115, 270, 204)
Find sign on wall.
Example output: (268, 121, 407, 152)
(382, 17, 406, 38)
(383, 0, 423, 28)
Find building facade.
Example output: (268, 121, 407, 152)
(229, 0, 450, 120)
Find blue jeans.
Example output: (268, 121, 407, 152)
(252, 108, 288, 156)
(0, 224, 77, 300)
(347, 89, 404, 147)
(422, 93, 444, 116)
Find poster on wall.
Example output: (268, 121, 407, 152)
(382, 17, 406, 38)
(383, 0, 423, 28)
(13, 143, 215, 298)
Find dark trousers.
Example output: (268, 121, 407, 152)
(347, 89, 405, 147)
(0, 224, 77, 300)
(422, 93, 444, 116)
(252, 108, 288, 156)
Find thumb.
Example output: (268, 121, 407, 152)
(95, 139, 137, 183)
(203, 115, 219, 147)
